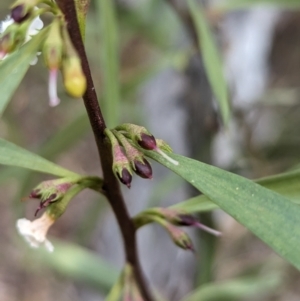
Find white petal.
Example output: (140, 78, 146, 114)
(16, 215, 55, 253)
(0, 16, 14, 34)
(26, 16, 44, 40)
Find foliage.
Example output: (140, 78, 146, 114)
(0, 0, 299, 300)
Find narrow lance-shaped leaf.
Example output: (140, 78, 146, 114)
(187, 0, 230, 125)
(0, 138, 78, 177)
(146, 151, 300, 270)
(0, 28, 49, 116)
(174, 168, 300, 213)
(96, 0, 120, 127)
(182, 274, 280, 301)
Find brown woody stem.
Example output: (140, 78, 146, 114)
(56, 1, 154, 300)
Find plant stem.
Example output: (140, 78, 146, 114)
(56, 1, 154, 300)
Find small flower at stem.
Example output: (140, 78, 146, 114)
(17, 183, 88, 252)
(16, 212, 55, 252)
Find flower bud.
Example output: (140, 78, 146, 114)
(11, 4, 30, 23)
(10, 0, 39, 22)
(61, 26, 86, 98)
(43, 19, 63, 70)
(63, 57, 87, 98)
(133, 159, 152, 179)
(0, 23, 23, 56)
(138, 133, 157, 150)
(117, 167, 132, 188)
(27, 178, 75, 216)
(166, 224, 194, 251)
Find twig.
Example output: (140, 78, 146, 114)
(56, 1, 154, 300)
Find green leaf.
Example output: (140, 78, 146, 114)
(257, 170, 300, 204)
(0, 28, 49, 116)
(219, 0, 300, 11)
(182, 275, 280, 301)
(96, 0, 120, 127)
(172, 195, 218, 213)
(146, 151, 300, 270)
(174, 168, 300, 213)
(0, 138, 78, 177)
(188, 0, 230, 125)
(29, 239, 118, 292)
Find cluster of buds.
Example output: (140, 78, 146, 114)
(0, 0, 87, 107)
(105, 124, 178, 188)
(134, 207, 222, 252)
(16, 176, 94, 252)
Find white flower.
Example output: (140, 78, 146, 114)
(16, 213, 55, 252)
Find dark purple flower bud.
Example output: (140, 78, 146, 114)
(11, 5, 29, 23)
(138, 133, 157, 150)
(117, 168, 132, 188)
(134, 159, 153, 179)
